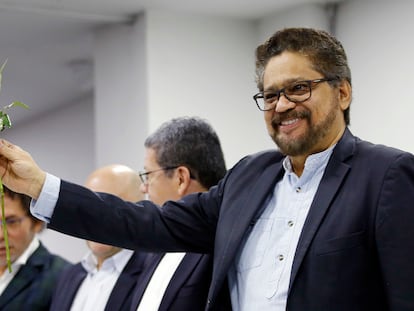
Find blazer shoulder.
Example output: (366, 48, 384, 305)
(31, 243, 72, 272)
(335, 128, 414, 164)
(232, 149, 284, 171)
(56, 262, 84, 280)
(353, 136, 414, 163)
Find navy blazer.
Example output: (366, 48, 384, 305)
(48, 128, 414, 310)
(131, 252, 212, 311)
(0, 242, 70, 311)
(50, 251, 147, 311)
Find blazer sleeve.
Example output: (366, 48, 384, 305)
(48, 177, 224, 254)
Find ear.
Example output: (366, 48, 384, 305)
(176, 166, 192, 196)
(337, 79, 352, 111)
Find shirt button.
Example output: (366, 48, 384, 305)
(278, 254, 284, 261)
(287, 220, 294, 227)
(296, 187, 301, 193)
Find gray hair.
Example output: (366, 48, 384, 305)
(144, 116, 226, 189)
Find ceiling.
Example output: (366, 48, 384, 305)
(0, 0, 338, 124)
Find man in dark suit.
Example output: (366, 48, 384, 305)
(50, 164, 147, 311)
(0, 186, 70, 311)
(132, 116, 226, 311)
(1, 27, 414, 310)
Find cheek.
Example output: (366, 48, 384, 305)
(147, 188, 164, 206)
(9, 229, 32, 251)
(264, 111, 274, 127)
(149, 185, 179, 206)
(9, 229, 26, 241)
(264, 112, 277, 136)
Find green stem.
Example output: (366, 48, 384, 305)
(0, 178, 12, 272)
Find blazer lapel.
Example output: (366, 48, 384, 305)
(0, 264, 38, 309)
(105, 252, 147, 311)
(56, 265, 87, 311)
(288, 129, 355, 292)
(0, 244, 50, 309)
(130, 253, 164, 309)
(212, 160, 285, 298)
(158, 253, 204, 309)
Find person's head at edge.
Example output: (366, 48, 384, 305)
(140, 116, 227, 205)
(84, 164, 144, 269)
(255, 27, 352, 176)
(0, 186, 44, 274)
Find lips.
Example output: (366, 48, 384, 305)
(272, 110, 310, 128)
(0, 245, 12, 252)
(280, 118, 300, 126)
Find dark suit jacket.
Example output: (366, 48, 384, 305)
(131, 252, 212, 311)
(48, 128, 414, 310)
(0, 242, 70, 311)
(50, 251, 147, 311)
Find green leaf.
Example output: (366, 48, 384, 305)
(0, 114, 11, 131)
(4, 101, 29, 110)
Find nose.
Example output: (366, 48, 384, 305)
(139, 182, 148, 194)
(274, 93, 296, 113)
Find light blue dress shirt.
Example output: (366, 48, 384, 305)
(228, 146, 334, 311)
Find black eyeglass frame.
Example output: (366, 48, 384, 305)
(253, 77, 338, 111)
(138, 166, 179, 184)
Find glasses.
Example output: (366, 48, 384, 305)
(0, 216, 28, 230)
(253, 77, 337, 111)
(139, 166, 178, 185)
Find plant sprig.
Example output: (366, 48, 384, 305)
(0, 59, 29, 272)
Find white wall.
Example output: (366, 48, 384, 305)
(3, 0, 414, 262)
(257, 3, 330, 44)
(145, 10, 267, 167)
(336, 0, 414, 153)
(94, 18, 148, 170)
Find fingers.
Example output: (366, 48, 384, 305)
(0, 139, 14, 148)
(0, 139, 24, 161)
(0, 139, 20, 150)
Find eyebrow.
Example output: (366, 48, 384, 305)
(263, 77, 306, 92)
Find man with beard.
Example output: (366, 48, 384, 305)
(0, 27, 414, 310)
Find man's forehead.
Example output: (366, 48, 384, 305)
(144, 148, 160, 167)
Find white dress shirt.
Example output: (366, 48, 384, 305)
(69, 249, 133, 311)
(137, 252, 186, 311)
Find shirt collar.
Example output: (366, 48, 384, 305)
(283, 145, 336, 181)
(13, 237, 40, 268)
(81, 248, 134, 274)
